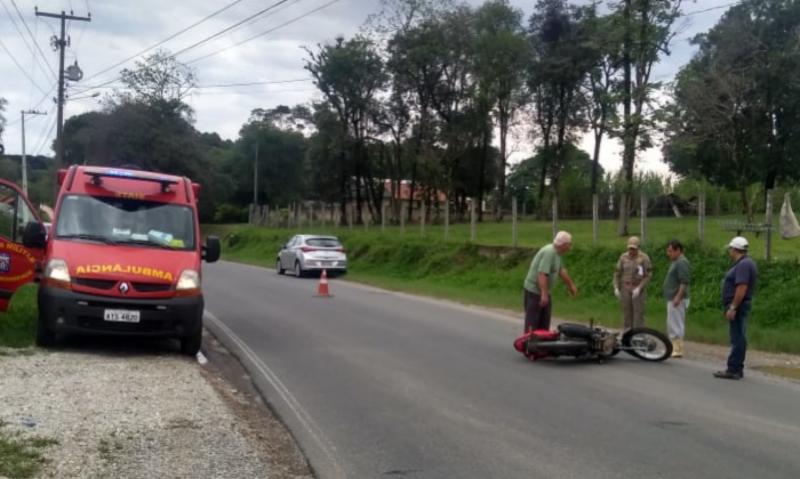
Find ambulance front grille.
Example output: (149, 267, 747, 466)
(132, 282, 172, 293)
(73, 278, 116, 290)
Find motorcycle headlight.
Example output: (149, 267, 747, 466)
(176, 269, 200, 291)
(45, 259, 71, 283)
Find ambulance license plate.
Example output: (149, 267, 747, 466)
(103, 309, 141, 323)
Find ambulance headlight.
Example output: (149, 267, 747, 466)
(176, 270, 200, 291)
(45, 259, 71, 283)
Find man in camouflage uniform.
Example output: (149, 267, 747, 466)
(613, 236, 653, 332)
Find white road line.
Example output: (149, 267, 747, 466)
(204, 310, 345, 479)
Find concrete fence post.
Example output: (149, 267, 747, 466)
(470, 198, 477, 243)
(444, 198, 450, 241)
(512, 197, 518, 248)
(640, 192, 648, 245)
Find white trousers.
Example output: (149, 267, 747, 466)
(666, 299, 689, 339)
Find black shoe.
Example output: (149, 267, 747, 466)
(713, 370, 742, 380)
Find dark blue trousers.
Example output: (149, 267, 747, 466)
(726, 302, 751, 375)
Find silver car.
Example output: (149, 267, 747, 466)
(276, 235, 347, 277)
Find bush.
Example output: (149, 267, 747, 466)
(213, 204, 248, 223)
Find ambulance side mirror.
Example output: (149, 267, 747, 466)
(203, 236, 221, 263)
(23, 221, 47, 250)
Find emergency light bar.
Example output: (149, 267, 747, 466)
(85, 169, 179, 193)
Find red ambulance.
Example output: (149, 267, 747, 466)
(0, 166, 220, 355)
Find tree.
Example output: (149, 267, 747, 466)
(581, 7, 622, 198)
(508, 143, 603, 217)
(234, 116, 308, 208)
(615, 0, 683, 235)
(527, 0, 593, 217)
(305, 36, 388, 225)
(473, 0, 529, 220)
(116, 49, 197, 119)
(663, 0, 800, 220)
(663, 8, 763, 219)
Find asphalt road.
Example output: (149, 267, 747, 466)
(203, 261, 800, 479)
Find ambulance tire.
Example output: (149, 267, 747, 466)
(180, 325, 202, 356)
(35, 317, 56, 348)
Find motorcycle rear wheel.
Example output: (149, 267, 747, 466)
(622, 328, 672, 362)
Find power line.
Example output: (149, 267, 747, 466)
(32, 105, 58, 156)
(198, 78, 312, 88)
(79, 0, 317, 94)
(0, 37, 49, 95)
(680, 1, 741, 17)
(73, 0, 92, 48)
(185, 0, 343, 65)
(69, 78, 313, 96)
(193, 87, 318, 96)
(0, 0, 57, 81)
(170, 0, 294, 58)
(82, 0, 251, 83)
(9, 0, 58, 78)
(194, 0, 304, 49)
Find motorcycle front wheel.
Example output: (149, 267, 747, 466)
(622, 328, 672, 362)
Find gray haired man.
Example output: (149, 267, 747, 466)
(522, 231, 578, 332)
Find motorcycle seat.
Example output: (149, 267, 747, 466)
(557, 323, 594, 339)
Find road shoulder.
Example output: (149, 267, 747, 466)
(0, 336, 313, 479)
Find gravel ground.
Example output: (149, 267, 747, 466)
(0, 338, 312, 479)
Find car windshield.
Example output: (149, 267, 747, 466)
(306, 237, 341, 248)
(55, 195, 195, 250)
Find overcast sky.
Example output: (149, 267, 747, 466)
(1, 0, 734, 177)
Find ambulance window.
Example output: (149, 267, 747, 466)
(0, 184, 36, 243)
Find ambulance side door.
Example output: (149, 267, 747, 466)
(0, 180, 44, 312)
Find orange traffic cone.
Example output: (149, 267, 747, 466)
(316, 269, 332, 297)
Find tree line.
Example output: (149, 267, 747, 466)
(2, 0, 798, 228)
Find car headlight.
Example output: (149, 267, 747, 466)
(176, 269, 200, 291)
(45, 259, 71, 283)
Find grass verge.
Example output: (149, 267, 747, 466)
(0, 421, 58, 479)
(0, 285, 38, 348)
(208, 224, 800, 355)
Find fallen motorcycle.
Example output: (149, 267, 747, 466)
(514, 322, 673, 362)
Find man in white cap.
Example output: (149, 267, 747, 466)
(614, 236, 653, 333)
(715, 236, 758, 380)
(522, 231, 578, 332)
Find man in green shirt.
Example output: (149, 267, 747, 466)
(663, 239, 690, 358)
(523, 231, 578, 332)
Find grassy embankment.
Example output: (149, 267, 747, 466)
(205, 216, 800, 354)
(0, 285, 38, 348)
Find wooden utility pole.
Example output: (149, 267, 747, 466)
(35, 8, 91, 171)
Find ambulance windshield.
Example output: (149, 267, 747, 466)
(55, 195, 195, 250)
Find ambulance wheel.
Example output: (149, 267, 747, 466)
(35, 317, 55, 348)
(180, 326, 202, 356)
(276, 258, 285, 275)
